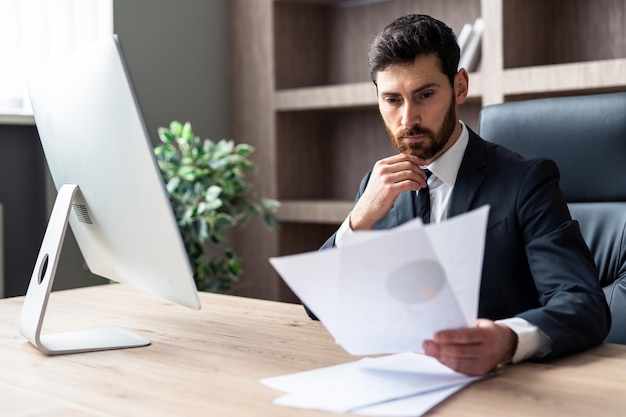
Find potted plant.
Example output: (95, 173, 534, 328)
(154, 121, 279, 292)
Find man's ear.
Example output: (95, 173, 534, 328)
(454, 68, 469, 104)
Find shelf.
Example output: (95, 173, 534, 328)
(230, 0, 626, 303)
(502, 0, 626, 70)
(274, 72, 484, 111)
(273, 0, 482, 90)
(277, 200, 352, 224)
(503, 59, 626, 98)
(274, 83, 376, 111)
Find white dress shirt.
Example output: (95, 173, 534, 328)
(335, 121, 551, 363)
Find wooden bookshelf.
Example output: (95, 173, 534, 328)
(228, 0, 626, 302)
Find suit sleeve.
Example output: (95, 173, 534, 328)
(514, 159, 610, 359)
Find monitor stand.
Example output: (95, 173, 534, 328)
(18, 184, 150, 355)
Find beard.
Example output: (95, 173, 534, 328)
(386, 95, 457, 160)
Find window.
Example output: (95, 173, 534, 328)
(0, 0, 113, 116)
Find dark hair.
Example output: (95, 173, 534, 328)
(368, 14, 460, 87)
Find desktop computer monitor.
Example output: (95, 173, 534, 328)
(19, 35, 201, 355)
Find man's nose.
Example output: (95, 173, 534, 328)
(401, 102, 420, 128)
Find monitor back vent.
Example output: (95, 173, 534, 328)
(72, 204, 93, 224)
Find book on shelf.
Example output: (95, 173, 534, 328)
(456, 22, 473, 53)
(458, 17, 484, 73)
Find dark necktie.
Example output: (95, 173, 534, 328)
(415, 169, 432, 224)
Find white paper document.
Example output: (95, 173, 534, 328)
(261, 352, 484, 416)
(269, 205, 490, 356)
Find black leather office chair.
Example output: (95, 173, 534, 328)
(477, 92, 626, 344)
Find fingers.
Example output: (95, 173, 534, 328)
(372, 154, 428, 188)
(423, 334, 488, 375)
(384, 152, 430, 169)
(423, 340, 493, 376)
(350, 154, 428, 230)
(422, 320, 517, 376)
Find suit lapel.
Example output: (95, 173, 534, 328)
(448, 130, 487, 218)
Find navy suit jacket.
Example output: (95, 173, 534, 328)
(320, 129, 610, 360)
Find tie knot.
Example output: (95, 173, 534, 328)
(422, 169, 432, 179)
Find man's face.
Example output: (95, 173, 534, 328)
(376, 54, 464, 164)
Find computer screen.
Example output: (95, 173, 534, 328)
(19, 35, 201, 355)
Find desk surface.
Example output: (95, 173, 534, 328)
(1, 284, 625, 417)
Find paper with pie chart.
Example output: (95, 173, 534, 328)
(269, 205, 490, 356)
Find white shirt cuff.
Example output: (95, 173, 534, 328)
(496, 317, 552, 363)
(334, 213, 354, 247)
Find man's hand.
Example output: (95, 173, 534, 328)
(422, 319, 518, 376)
(350, 154, 428, 230)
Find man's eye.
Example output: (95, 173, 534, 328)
(384, 97, 401, 104)
(420, 92, 434, 99)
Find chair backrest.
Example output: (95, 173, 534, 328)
(477, 92, 626, 343)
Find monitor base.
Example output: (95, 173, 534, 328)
(18, 184, 150, 355)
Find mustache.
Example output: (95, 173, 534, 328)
(396, 125, 434, 138)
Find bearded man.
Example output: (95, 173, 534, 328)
(315, 14, 610, 376)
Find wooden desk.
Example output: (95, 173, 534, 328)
(1, 284, 625, 416)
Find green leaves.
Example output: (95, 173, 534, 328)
(154, 121, 279, 292)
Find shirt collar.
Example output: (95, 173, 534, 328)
(424, 121, 469, 187)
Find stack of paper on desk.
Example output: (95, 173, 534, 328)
(269, 205, 490, 356)
(261, 352, 485, 416)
